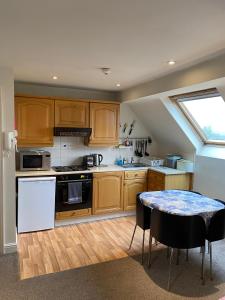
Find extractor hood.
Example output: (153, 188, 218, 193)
(54, 127, 92, 137)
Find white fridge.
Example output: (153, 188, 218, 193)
(18, 177, 56, 233)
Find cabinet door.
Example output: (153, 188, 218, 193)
(89, 102, 119, 146)
(165, 174, 191, 190)
(148, 170, 165, 191)
(124, 179, 147, 211)
(55, 100, 89, 128)
(15, 97, 54, 147)
(93, 172, 123, 214)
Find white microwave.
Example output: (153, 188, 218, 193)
(18, 150, 51, 171)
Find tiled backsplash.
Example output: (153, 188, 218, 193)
(42, 137, 139, 166)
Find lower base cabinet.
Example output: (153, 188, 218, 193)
(55, 208, 91, 220)
(148, 170, 192, 191)
(93, 172, 124, 215)
(124, 179, 147, 210)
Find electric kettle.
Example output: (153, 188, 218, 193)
(92, 154, 103, 166)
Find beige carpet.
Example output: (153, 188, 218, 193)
(1, 241, 225, 300)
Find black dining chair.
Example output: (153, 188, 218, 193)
(129, 193, 151, 264)
(206, 204, 225, 280)
(148, 209, 206, 289)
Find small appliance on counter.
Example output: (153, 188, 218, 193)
(83, 155, 94, 168)
(92, 154, 103, 166)
(176, 159, 194, 172)
(17, 150, 51, 171)
(165, 154, 182, 169)
(140, 157, 164, 167)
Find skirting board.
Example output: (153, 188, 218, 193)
(55, 211, 135, 227)
(4, 242, 17, 254)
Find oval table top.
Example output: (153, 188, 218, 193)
(139, 190, 225, 223)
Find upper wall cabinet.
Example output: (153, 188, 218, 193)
(55, 100, 89, 128)
(15, 97, 54, 147)
(88, 102, 120, 146)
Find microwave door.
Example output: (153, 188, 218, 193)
(22, 155, 43, 169)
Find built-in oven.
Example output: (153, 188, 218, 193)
(55, 173, 92, 212)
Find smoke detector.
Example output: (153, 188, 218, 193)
(101, 67, 111, 75)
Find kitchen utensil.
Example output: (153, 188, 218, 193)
(145, 140, 149, 156)
(138, 140, 143, 157)
(122, 123, 128, 133)
(128, 120, 136, 135)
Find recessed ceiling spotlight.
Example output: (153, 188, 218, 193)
(52, 76, 58, 80)
(168, 60, 176, 66)
(116, 83, 121, 87)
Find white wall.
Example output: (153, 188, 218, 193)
(0, 67, 16, 254)
(194, 156, 225, 201)
(121, 52, 225, 102)
(129, 98, 196, 159)
(15, 81, 119, 101)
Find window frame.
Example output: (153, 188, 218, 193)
(170, 88, 225, 146)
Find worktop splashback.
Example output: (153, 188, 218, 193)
(35, 137, 137, 166)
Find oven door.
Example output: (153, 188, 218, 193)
(55, 179, 92, 212)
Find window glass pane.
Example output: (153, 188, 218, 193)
(181, 96, 225, 141)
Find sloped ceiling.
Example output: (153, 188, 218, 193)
(129, 98, 196, 158)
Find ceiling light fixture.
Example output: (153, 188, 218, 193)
(101, 67, 111, 75)
(116, 83, 121, 87)
(52, 76, 58, 80)
(168, 60, 176, 66)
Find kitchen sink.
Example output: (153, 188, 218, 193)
(122, 163, 149, 168)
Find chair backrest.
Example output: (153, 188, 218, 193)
(136, 193, 151, 230)
(207, 208, 225, 242)
(214, 198, 225, 205)
(151, 209, 206, 249)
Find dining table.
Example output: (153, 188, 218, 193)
(139, 189, 225, 225)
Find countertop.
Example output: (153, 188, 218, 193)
(15, 165, 188, 177)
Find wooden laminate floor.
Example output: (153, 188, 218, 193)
(18, 216, 149, 280)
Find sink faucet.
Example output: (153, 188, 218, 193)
(130, 157, 134, 164)
(123, 157, 127, 165)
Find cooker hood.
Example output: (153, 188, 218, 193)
(54, 127, 92, 137)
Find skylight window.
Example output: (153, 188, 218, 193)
(171, 88, 225, 145)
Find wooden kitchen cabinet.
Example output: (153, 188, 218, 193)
(124, 170, 147, 211)
(88, 102, 120, 146)
(15, 96, 54, 147)
(55, 100, 89, 128)
(93, 171, 123, 214)
(148, 170, 192, 191)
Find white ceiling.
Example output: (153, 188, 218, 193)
(1, 0, 225, 91)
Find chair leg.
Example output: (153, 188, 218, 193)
(128, 224, 137, 250)
(148, 231, 153, 268)
(176, 249, 180, 265)
(167, 247, 170, 259)
(209, 242, 213, 281)
(186, 249, 189, 262)
(201, 244, 205, 285)
(167, 248, 174, 290)
(141, 230, 145, 265)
